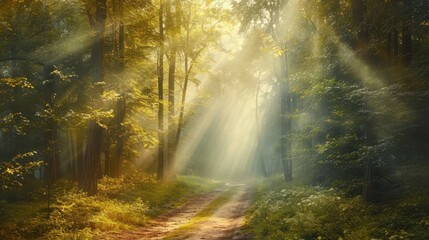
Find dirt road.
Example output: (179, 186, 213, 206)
(101, 183, 253, 240)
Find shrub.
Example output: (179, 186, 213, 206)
(246, 176, 429, 240)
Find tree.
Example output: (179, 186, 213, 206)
(165, 0, 182, 175)
(234, 0, 292, 181)
(157, 0, 166, 180)
(78, 0, 107, 195)
(173, 0, 223, 162)
(103, 0, 126, 178)
(255, 80, 268, 177)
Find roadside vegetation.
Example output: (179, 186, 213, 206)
(246, 175, 429, 240)
(0, 174, 219, 240)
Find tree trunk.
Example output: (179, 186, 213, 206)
(113, 96, 125, 177)
(401, 0, 413, 66)
(174, 55, 189, 154)
(79, 0, 106, 195)
(112, 1, 126, 177)
(46, 119, 60, 182)
(271, 5, 292, 182)
(43, 65, 60, 183)
(351, 0, 369, 53)
(104, 144, 110, 176)
(105, 2, 126, 177)
(361, 104, 380, 202)
(167, 47, 176, 174)
(255, 82, 267, 177)
(79, 120, 103, 195)
(393, 29, 399, 56)
(280, 42, 292, 182)
(157, 0, 166, 180)
(76, 129, 84, 181)
(351, 0, 381, 202)
(363, 163, 380, 202)
(68, 129, 78, 180)
(173, 3, 189, 175)
(402, 25, 412, 66)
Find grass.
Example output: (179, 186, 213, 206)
(245, 175, 429, 240)
(0, 172, 220, 240)
(165, 186, 237, 239)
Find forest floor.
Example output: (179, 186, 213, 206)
(98, 183, 254, 240)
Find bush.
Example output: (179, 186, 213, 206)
(246, 176, 429, 240)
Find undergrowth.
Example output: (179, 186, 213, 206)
(0, 172, 219, 240)
(246, 176, 429, 240)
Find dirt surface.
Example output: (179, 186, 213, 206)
(99, 184, 253, 240)
(179, 184, 253, 240)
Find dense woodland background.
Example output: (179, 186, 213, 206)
(1, 0, 429, 239)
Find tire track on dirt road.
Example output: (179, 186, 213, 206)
(100, 183, 253, 240)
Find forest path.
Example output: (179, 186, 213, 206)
(100, 183, 253, 240)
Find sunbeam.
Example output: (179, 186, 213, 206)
(173, 86, 266, 180)
(2, 0, 429, 238)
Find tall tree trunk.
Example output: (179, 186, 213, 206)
(280, 42, 292, 182)
(393, 29, 399, 56)
(104, 144, 110, 176)
(172, 2, 188, 175)
(255, 82, 267, 177)
(79, 0, 106, 195)
(351, 0, 380, 202)
(402, 25, 412, 66)
(43, 65, 60, 183)
(271, 5, 292, 182)
(104, 0, 125, 178)
(67, 129, 77, 180)
(114, 0, 126, 177)
(167, 47, 176, 175)
(46, 118, 60, 182)
(76, 129, 84, 181)
(351, 0, 369, 54)
(157, 0, 166, 180)
(173, 9, 192, 159)
(401, 0, 413, 66)
(174, 53, 189, 154)
(362, 114, 380, 202)
(113, 96, 125, 177)
(166, 0, 182, 176)
(79, 120, 103, 195)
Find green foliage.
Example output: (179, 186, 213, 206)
(0, 151, 43, 191)
(246, 176, 429, 240)
(0, 174, 218, 239)
(99, 173, 219, 216)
